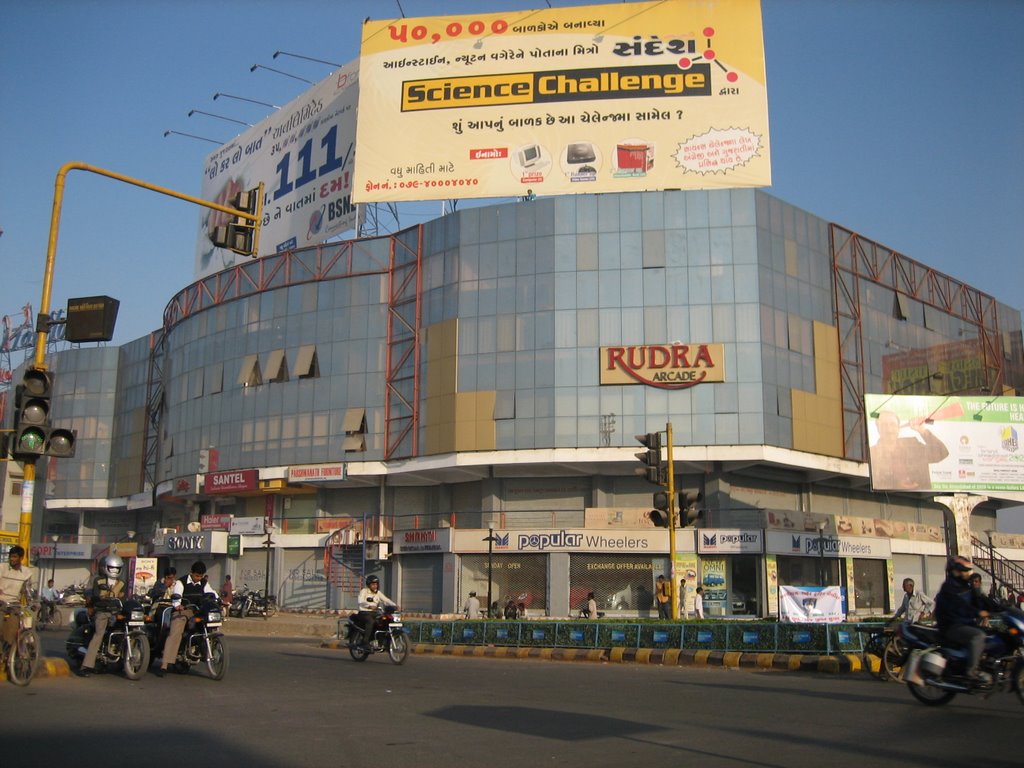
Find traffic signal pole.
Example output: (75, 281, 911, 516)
(17, 161, 264, 552)
(665, 422, 678, 619)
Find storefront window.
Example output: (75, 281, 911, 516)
(460, 554, 547, 616)
(852, 558, 889, 614)
(568, 554, 669, 615)
(776, 555, 841, 587)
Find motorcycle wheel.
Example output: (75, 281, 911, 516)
(906, 679, 956, 706)
(388, 632, 409, 665)
(348, 641, 370, 662)
(264, 600, 278, 618)
(882, 636, 907, 681)
(205, 636, 229, 680)
(122, 633, 150, 681)
(7, 630, 40, 686)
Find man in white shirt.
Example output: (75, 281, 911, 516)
(893, 577, 934, 624)
(155, 560, 219, 677)
(1, 546, 34, 646)
(356, 575, 396, 648)
(463, 591, 481, 619)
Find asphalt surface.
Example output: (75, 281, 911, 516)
(8, 608, 879, 683)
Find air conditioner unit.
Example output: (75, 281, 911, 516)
(366, 542, 390, 560)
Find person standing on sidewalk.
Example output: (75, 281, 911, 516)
(655, 574, 672, 620)
(463, 591, 481, 619)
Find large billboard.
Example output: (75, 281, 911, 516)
(354, 0, 769, 203)
(864, 394, 1024, 492)
(195, 60, 360, 279)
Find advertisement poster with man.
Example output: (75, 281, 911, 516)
(354, 0, 769, 202)
(864, 394, 1024, 492)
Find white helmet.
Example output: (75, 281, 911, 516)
(103, 555, 125, 580)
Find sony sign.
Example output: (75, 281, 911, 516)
(167, 534, 206, 551)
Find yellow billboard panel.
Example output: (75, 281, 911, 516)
(355, 0, 770, 202)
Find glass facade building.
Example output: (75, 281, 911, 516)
(19, 189, 1024, 616)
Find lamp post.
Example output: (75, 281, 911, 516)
(817, 522, 827, 587)
(484, 522, 498, 618)
(264, 522, 275, 598)
(50, 533, 59, 584)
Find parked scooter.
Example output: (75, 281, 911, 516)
(343, 605, 409, 664)
(900, 607, 1024, 706)
(66, 599, 150, 680)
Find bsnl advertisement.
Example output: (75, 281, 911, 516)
(355, 0, 770, 202)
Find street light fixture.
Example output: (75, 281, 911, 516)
(483, 522, 498, 618)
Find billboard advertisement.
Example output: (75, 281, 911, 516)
(864, 394, 1024, 492)
(354, 0, 769, 203)
(195, 60, 360, 279)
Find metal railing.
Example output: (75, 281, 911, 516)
(403, 619, 883, 655)
(971, 535, 1024, 595)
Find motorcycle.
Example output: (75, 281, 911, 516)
(65, 598, 150, 680)
(147, 596, 229, 680)
(227, 585, 277, 619)
(899, 607, 1024, 706)
(343, 605, 409, 664)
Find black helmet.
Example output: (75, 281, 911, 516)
(365, 575, 379, 587)
(946, 556, 973, 576)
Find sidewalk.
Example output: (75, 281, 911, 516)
(14, 612, 878, 681)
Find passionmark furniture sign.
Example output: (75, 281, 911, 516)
(354, 0, 769, 202)
(600, 343, 725, 388)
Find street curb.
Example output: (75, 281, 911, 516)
(0, 656, 72, 683)
(315, 640, 866, 674)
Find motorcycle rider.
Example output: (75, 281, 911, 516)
(892, 578, 934, 624)
(79, 555, 127, 677)
(933, 556, 989, 683)
(356, 575, 396, 649)
(155, 560, 218, 677)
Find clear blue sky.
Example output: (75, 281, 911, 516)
(1, 0, 1021, 349)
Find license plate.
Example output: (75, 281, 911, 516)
(128, 621, 145, 627)
(391, 622, 403, 628)
(207, 622, 222, 628)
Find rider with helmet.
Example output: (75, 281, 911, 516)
(79, 554, 127, 676)
(356, 575, 396, 649)
(155, 560, 219, 677)
(933, 555, 989, 682)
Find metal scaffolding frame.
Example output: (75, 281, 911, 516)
(831, 223, 1004, 461)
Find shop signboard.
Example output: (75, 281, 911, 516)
(205, 469, 258, 494)
(452, 527, 695, 554)
(230, 517, 268, 536)
(765, 531, 891, 559)
(697, 529, 762, 554)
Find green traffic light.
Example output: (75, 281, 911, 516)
(18, 428, 46, 453)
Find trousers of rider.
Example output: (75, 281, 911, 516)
(83, 611, 114, 669)
(358, 610, 377, 646)
(161, 609, 194, 668)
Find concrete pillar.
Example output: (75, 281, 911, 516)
(933, 492, 988, 558)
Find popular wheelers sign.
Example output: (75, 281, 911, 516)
(204, 469, 258, 494)
(600, 343, 725, 388)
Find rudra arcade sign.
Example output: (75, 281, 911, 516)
(600, 343, 725, 389)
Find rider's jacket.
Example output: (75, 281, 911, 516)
(934, 575, 982, 632)
(170, 575, 218, 608)
(88, 576, 125, 611)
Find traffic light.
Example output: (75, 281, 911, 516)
(12, 369, 51, 459)
(649, 490, 670, 527)
(210, 187, 262, 257)
(679, 490, 703, 526)
(634, 432, 665, 485)
(10, 369, 75, 460)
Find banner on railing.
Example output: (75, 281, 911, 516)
(778, 585, 844, 624)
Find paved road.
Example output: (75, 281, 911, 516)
(5, 634, 1022, 768)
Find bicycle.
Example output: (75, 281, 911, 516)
(856, 622, 905, 681)
(36, 601, 61, 630)
(1, 603, 41, 686)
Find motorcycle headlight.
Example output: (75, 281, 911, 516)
(130, 609, 145, 622)
(208, 611, 223, 622)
